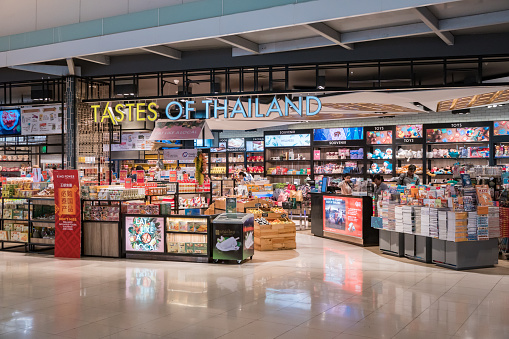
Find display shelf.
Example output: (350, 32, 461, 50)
(266, 174, 308, 176)
(2, 219, 29, 221)
(30, 219, 54, 223)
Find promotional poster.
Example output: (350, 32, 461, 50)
(426, 126, 490, 143)
(314, 127, 364, 141)
(265, 133, 311, 147)
(494, 121, 509, 136)
(396, 125, 423, 139)
(366, 131, 393, 145)
(54, 170, 81, 258)
(125, 217, 164, 253)
(323, 196, 363, 239)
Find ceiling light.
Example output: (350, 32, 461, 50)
(452, 109, 470, 115)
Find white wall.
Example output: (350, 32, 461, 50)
(0, 0, 201, 35)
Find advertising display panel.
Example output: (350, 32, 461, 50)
(323, 196, 363, 239)
(125, 217, 165, 253)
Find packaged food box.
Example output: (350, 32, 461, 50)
(179, 221, 188, 232)
(0, 231, 7, 240)
(3, 209, 12, 219)
(167, 219, 179, 231)
(19, 233, 29, 242)
(194, 243, 207, 254)
(195, 222, 207, 233)
(185, 243, 195, 253)
(10, 231, 20, 241)
(187, 222, 195, 232)
(178, 243, 186, 253)
(167, 241, 178, 253)
(13, 210, 24, 220)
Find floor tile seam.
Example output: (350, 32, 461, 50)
(391, 277, 455, 338)
(450, 277, 499, 337)
(172, 317, 258, 337)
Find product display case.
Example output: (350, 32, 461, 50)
(264, 130, 312, 184)
(227, 138, 246, 176)
(124, 214, 212, 262)
(313, 127, 365, 180)
(211, 179, 236, 197)
(425, 123, 491, 183)
(493, 120, 509, 171)
(395, 124, 425, 180)
(246, 137, 265, 175)
(210, 139, 227, 178)
(366, 125, 396, 179)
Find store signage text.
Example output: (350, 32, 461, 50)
(92, 96, 321, 124)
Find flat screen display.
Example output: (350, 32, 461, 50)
(323, 196, 363, 239)
(314, 127, 363, 141)
(228, 138, 244, 149)
(0, 109, 21, 135)
(494, 121, 509, 136)
(396, 125, 423, 139)
(426, 127, 489, 143)
(246, 140, 264, 152)
(125, 217, 164, 253)
(366, 131, 392, 145)
(265, 134, 311, 147)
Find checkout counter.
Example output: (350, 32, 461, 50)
(311, 192, 378, 246)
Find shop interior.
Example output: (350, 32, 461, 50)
(0, 60, 508, 269)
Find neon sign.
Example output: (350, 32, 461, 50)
(92, 96, 321, 124)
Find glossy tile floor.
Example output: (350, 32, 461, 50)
(1, 234, 509, 339)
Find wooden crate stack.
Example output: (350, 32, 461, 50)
(254, 221, 296, 251)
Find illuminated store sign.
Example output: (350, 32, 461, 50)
(92, 96, 321, 124)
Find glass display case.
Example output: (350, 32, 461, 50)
(124, 214, 212, 262)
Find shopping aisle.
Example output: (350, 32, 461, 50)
(0, 233, 508, 339)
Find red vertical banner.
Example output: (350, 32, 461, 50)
(136, 170, 145, 184)
(54, 170, 81, 258)
(119, 170, 127, 183)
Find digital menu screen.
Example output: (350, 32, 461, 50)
(0, 109, 21, 135)
(125, 217, 164, 253)
(314, 127, 363, 141)
(366, 130, 392, 145)
(396, 125, 423, 139)
(426, 127, 489, 143)
(246, 140, 264, 152)
(323, 196, 363, 239)
(494, 121, 509, 136)
(265, 134, 311, 147)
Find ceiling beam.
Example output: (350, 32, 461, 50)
(414, 6, 454, 45)
(304, 22, 353, 50)
(233, 23, 431, 56)
(9, 64, 81, 76)
(66, 58, 76, 75)
(75, 54, 110, 65)
(216, 36, 259, 54)
(140, 45, 181, 60)
(440, 9, 509, 31)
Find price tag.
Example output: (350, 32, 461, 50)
(255, 203, 261, 208)
(281, 213, 287, 218)
(262, 212, 268, 217)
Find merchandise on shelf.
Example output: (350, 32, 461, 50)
(267, 167, 309, 175)
(166, 217, 207, 233)
(495, 145, 509, 158)
(166, 233, 207, 254)
(247, 166, 264, 174)
(397, 164, 423, 175)
(373, 182, 501, 242)
(179, 196, 207, 209)
(247, 155, 264, 162)
(254, 217, 296, 251)
(83, 205, 121, 221)
(211, 167, 226, 174)
(367, 148, 392, 160)
(81, 185, 145, 200)
(315, 162, 362, 174)
(427, 146, 489, 159)
(396, 148, 423, 160)
(368, 161, 392, 174)
(120, 203, 161, 215)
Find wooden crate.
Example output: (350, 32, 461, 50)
(254, 221, 296, 251)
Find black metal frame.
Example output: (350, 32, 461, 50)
(71, 56, 509, 103)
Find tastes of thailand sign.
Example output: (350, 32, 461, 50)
(91, 96, 321, 124)
(54, 170, 81, 258)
